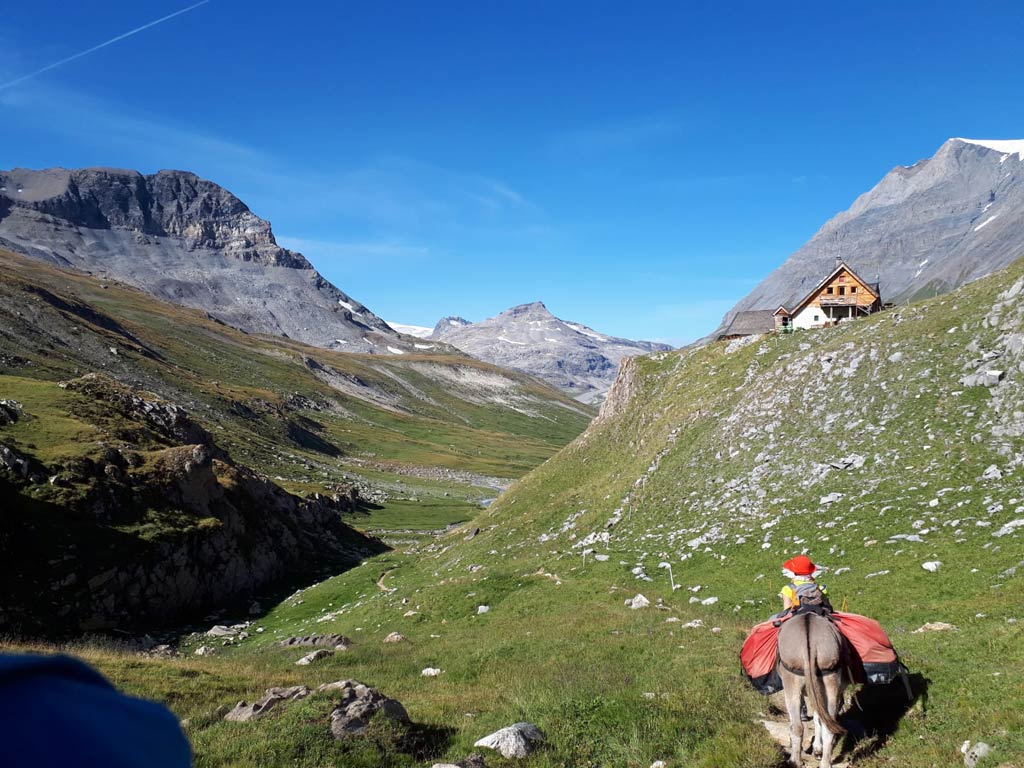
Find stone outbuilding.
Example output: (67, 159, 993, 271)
(717, 310, 776, 340)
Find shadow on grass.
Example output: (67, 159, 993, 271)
(762, 673, 929, 766)
(840, 673, 930, 761)
(403, 721, 459, 763)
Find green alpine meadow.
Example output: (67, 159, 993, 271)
(5, 249, 1024, 766)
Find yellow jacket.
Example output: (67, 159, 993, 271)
(780, 577, 827, 607)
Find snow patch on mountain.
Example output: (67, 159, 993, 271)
(386, 322, 434, 338)
(955, 138, 1024, 161)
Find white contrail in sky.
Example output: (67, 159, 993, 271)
(0, 0, 210, 92)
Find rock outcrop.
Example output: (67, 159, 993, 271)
(225, 686, 312, 722)
(0, 375, 386, 636)
(326, 681, 410, 738)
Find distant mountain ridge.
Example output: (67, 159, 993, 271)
(0, 167, 412, 353)
(717, 138, 1024, 334)
(429, 301, 672, 403)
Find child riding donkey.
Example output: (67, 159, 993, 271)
(772, 554, 832, 619)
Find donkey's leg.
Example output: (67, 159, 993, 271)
(781, 674, 804, 767)
(811, 711, 822, 758)
(817, 674, 842, 768)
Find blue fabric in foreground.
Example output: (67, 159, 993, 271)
(0, 653, 191, 767)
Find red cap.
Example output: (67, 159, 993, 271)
(783, 555, 816, 577)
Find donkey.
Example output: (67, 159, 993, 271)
(777, 612, 848, 767)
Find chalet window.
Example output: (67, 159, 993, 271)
(813, 314, 820, 322)
(826, 287, 834, 294)
(838, 286, 846, 295)
(851, 286, 857, 293)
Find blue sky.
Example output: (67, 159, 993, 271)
(2, 1, 1023, 344)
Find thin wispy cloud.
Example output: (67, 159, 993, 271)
(0, 1, 210, 92)
(276, 237, 431, 263)
(0, 83, 267, 170)
(555, 115, 686, 155)
(0, 79, 541, 243)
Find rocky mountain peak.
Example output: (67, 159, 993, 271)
(0, 166, 411, 351)
(428, 303, 671, 403)
(0, 167, 310, 269)
(432, 316, 471, 337)
(503, 301, 551, 317)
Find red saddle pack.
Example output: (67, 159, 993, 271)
(740, 611, 905, 694)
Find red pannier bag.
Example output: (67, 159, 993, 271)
(740, 611, 905, 694)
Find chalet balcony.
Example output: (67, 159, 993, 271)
(819, 296, 861, 306)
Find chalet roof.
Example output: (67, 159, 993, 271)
(780, 261, 880, 315)
(718, 310, 776, 338)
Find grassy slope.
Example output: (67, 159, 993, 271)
(0, 249, 592, 530)
(9, 259, 1024, 767)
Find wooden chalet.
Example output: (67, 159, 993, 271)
(774, 259, 881, 331)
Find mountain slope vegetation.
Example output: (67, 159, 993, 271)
(22, 255, 1024, 766)
(0, 248, 593, 633)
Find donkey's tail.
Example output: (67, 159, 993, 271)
(802, 614, 846, 735)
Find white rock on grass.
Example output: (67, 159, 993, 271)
(384, 632, 406, 643)
(682, 619, 704, 629)
(474, 722, 546, 758)
(700, 596, 719, 606)
(194, 645, 215, 656)
(962, 740, 992, 768)
(421, 667, 443, 677)
(477, 605, 490, 615)
(982, 464, 1003, 481)
(922, 561, 942, 573)
(993, 519, 1024, 537)
(913, 622, 957, 633)
(295, 649, 333, 665)
(625, 594, 650, 609)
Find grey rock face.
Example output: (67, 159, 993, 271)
(718, 139, 1024, 334)
(431, 302, 671, 403)
(279, 633, 351, 649)
(327, 681, 410, 738)
(295, 649, 334, 665)
(0, 400, 21, 425)
(0, 167, 405, 352)
(225, 686, 312, 722)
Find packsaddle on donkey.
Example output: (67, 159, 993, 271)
(777, 611, 848, 768)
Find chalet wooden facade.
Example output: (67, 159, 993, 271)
(774, 259, 881, 331)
